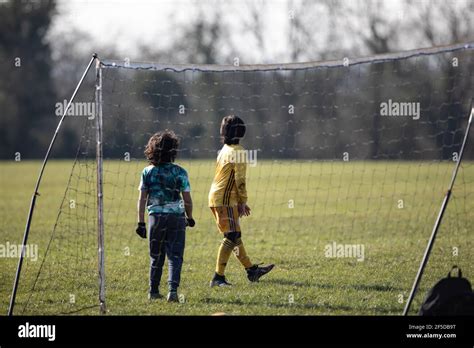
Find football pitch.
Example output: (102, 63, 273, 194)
(0, 160, 473, 315)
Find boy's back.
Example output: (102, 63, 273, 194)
(208, 115, 274, 288)
(208, 143, 247, 207)
(140, 163, 190, 214)
(136, 130, 194, 301)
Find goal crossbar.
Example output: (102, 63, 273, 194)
(100, 42, 474, 72)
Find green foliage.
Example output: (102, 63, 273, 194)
(0, 0, 57, 158)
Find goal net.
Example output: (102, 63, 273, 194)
(12, 43, 474, 315)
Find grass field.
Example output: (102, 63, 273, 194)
(0, 159, 473, 315)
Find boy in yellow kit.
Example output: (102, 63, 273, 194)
(209, 115, 274, 287)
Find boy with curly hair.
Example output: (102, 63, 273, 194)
(136, 130, 195, 302)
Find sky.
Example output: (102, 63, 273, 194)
(50, 0, 293, 62)
(48, 0, 472, 65)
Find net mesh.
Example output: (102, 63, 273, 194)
(14, 44, 474, 315)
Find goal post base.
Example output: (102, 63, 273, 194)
(100, 302, 107, 315)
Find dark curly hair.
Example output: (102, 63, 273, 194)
(144, 130, 179, 165)
(220, 115, 246, 145)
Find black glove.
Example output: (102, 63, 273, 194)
(136, 222, 147, 238)
(186, 218, 195, 227)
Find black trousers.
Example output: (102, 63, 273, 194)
(148, 213, 186, 293)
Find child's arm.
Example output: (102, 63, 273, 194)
(181, 170, 195, 227)
(137, 190, 148, 223)
(182, 191, 194, 221)
(235, 161, 251, 216)
(136, 190, 148, 238)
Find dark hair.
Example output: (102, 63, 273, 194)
(220, 115, 246, 145)
(144, 130, 179, 165)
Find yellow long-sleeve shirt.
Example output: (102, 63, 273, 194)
(208, 144, 248, 207)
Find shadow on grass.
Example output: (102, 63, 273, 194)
(201, 296, 353, 311)
(199, 297, 400, 314)
(263, 278, 402, 292)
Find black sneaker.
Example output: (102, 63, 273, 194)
(167, 291, 179, 302)
(247, 264, 275, 282)
(210, 273, 232, 287)
(148, 292, 163, 300)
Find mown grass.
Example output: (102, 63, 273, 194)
(0, 160, 472, 315)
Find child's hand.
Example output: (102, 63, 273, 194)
(238, 204, 251, 217)
(186, 217, 195, 227)
(136, 222, 147, 238)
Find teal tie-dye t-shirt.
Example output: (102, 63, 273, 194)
(138, 163, 191, 215)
